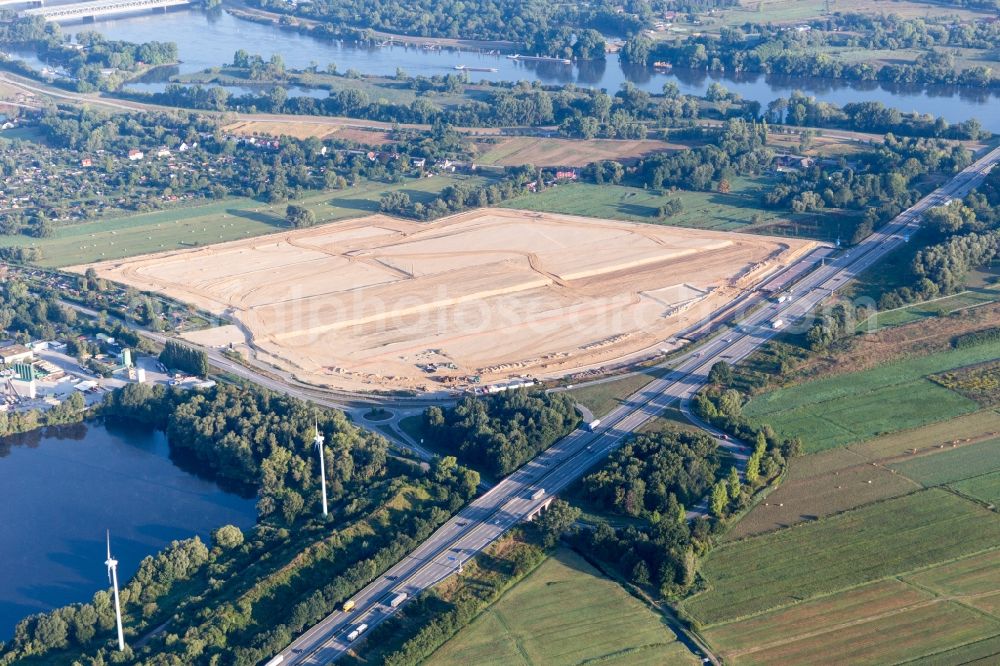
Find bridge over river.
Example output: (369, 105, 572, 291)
(22, 0, 190, 21)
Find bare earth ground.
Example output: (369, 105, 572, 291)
(223, 120, 394, 145)
(474, 137, 683, 167)
(78, 208, 813, 392)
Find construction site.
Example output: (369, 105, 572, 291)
(78, 208, 817, 392)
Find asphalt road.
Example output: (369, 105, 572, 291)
(273, 147, 1000, 665)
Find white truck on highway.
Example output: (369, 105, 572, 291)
(389, 592, 408, 608)
(584, 419, 601, 431)
(531, 488, 546, 500)
(347, 623, 369, 641)
(771, 319, 785, 329)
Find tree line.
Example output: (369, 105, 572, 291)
(158, 340, 209, 376)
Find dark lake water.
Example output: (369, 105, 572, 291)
(58, 7, 1000, 133)
(0, 419, 257, 640)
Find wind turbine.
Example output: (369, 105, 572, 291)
(105, 531, 126, 651)
(314, 419, 328, 517)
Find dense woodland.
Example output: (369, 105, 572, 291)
(251, 0, 646, 56)
(582, 430, 720, 517)
(423, 390, 579, 476)
(759, 133, 974, 243)
(624, 13, 1000, 88)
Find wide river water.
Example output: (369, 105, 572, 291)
(44, 7, 1000, 133)
(0, 419, 257, 639)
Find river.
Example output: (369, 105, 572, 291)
(54, 7, 1000, 133)
(0, 419, 257, 640)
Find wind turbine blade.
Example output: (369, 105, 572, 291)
(106, 530, 111, 559)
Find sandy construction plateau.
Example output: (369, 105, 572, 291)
(78, 209, 816, 392)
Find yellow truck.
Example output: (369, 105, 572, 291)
(342, 599, 356, 612)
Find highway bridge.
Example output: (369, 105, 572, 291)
(23, 0, 190, 21)
(272, 144, 1000, 665)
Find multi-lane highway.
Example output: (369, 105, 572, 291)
(274, 144, 1000, 665)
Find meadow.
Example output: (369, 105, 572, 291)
(474, 137, 681, 167)
(743, 341, 1000, 452)
(728, 602, 1000, 666)
(681, 489, 1000, 626)
(0, 174, 487, 268)
(701, 580, 928, 654)
(952, 472, 1000, 507)
(500, 179, 834, 239)
(565, 372, 657, 419)
(890, 437, 1000, 487)
(727, 410, 1000, 539)
(860, 279, 1000, 330)
(425, 548, 696, 665)
(710, 0, 990, 27)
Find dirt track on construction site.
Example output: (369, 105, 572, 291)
(79, 208, 815, 392)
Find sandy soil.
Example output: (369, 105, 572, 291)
(223, 120, 394, 145)
(475, 137, 683, 167)
(79, 208, 815, 392)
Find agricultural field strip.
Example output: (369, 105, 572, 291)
(729, 602, 1000, 666)
(743, 342, 1000, 450)
(424, 548, 697, 665)
(682, 489, 1000, 625)
(745, 341, 1000, 418)
(889, 437, 1000, 488)
(727, 410, 1000, 541)
(706, 548, 1000, 658)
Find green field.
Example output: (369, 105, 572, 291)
(908, 635, 1000, 666)
(682, 489, 1000, 626)
(904, 550, 1000, 598)
(0, 174, 488, 267)
(565, 372, 656, 419)
(890, 438, 1000, 487)
(953, 472, 1000, 506)
(500, 179, 834, 239)
(743, 342, 1000, 452)
(731, 601, 1000, 666)
(425, 548, 697, 666)
(708, 0, 990, 27)
(861, 285, 1000, 330)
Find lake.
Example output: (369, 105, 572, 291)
(61, 7, 1000, 133)
(0, 419, 257, 640)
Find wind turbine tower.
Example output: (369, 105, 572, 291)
(105, 531, 126, 651)
(314, 420, 328, 517)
